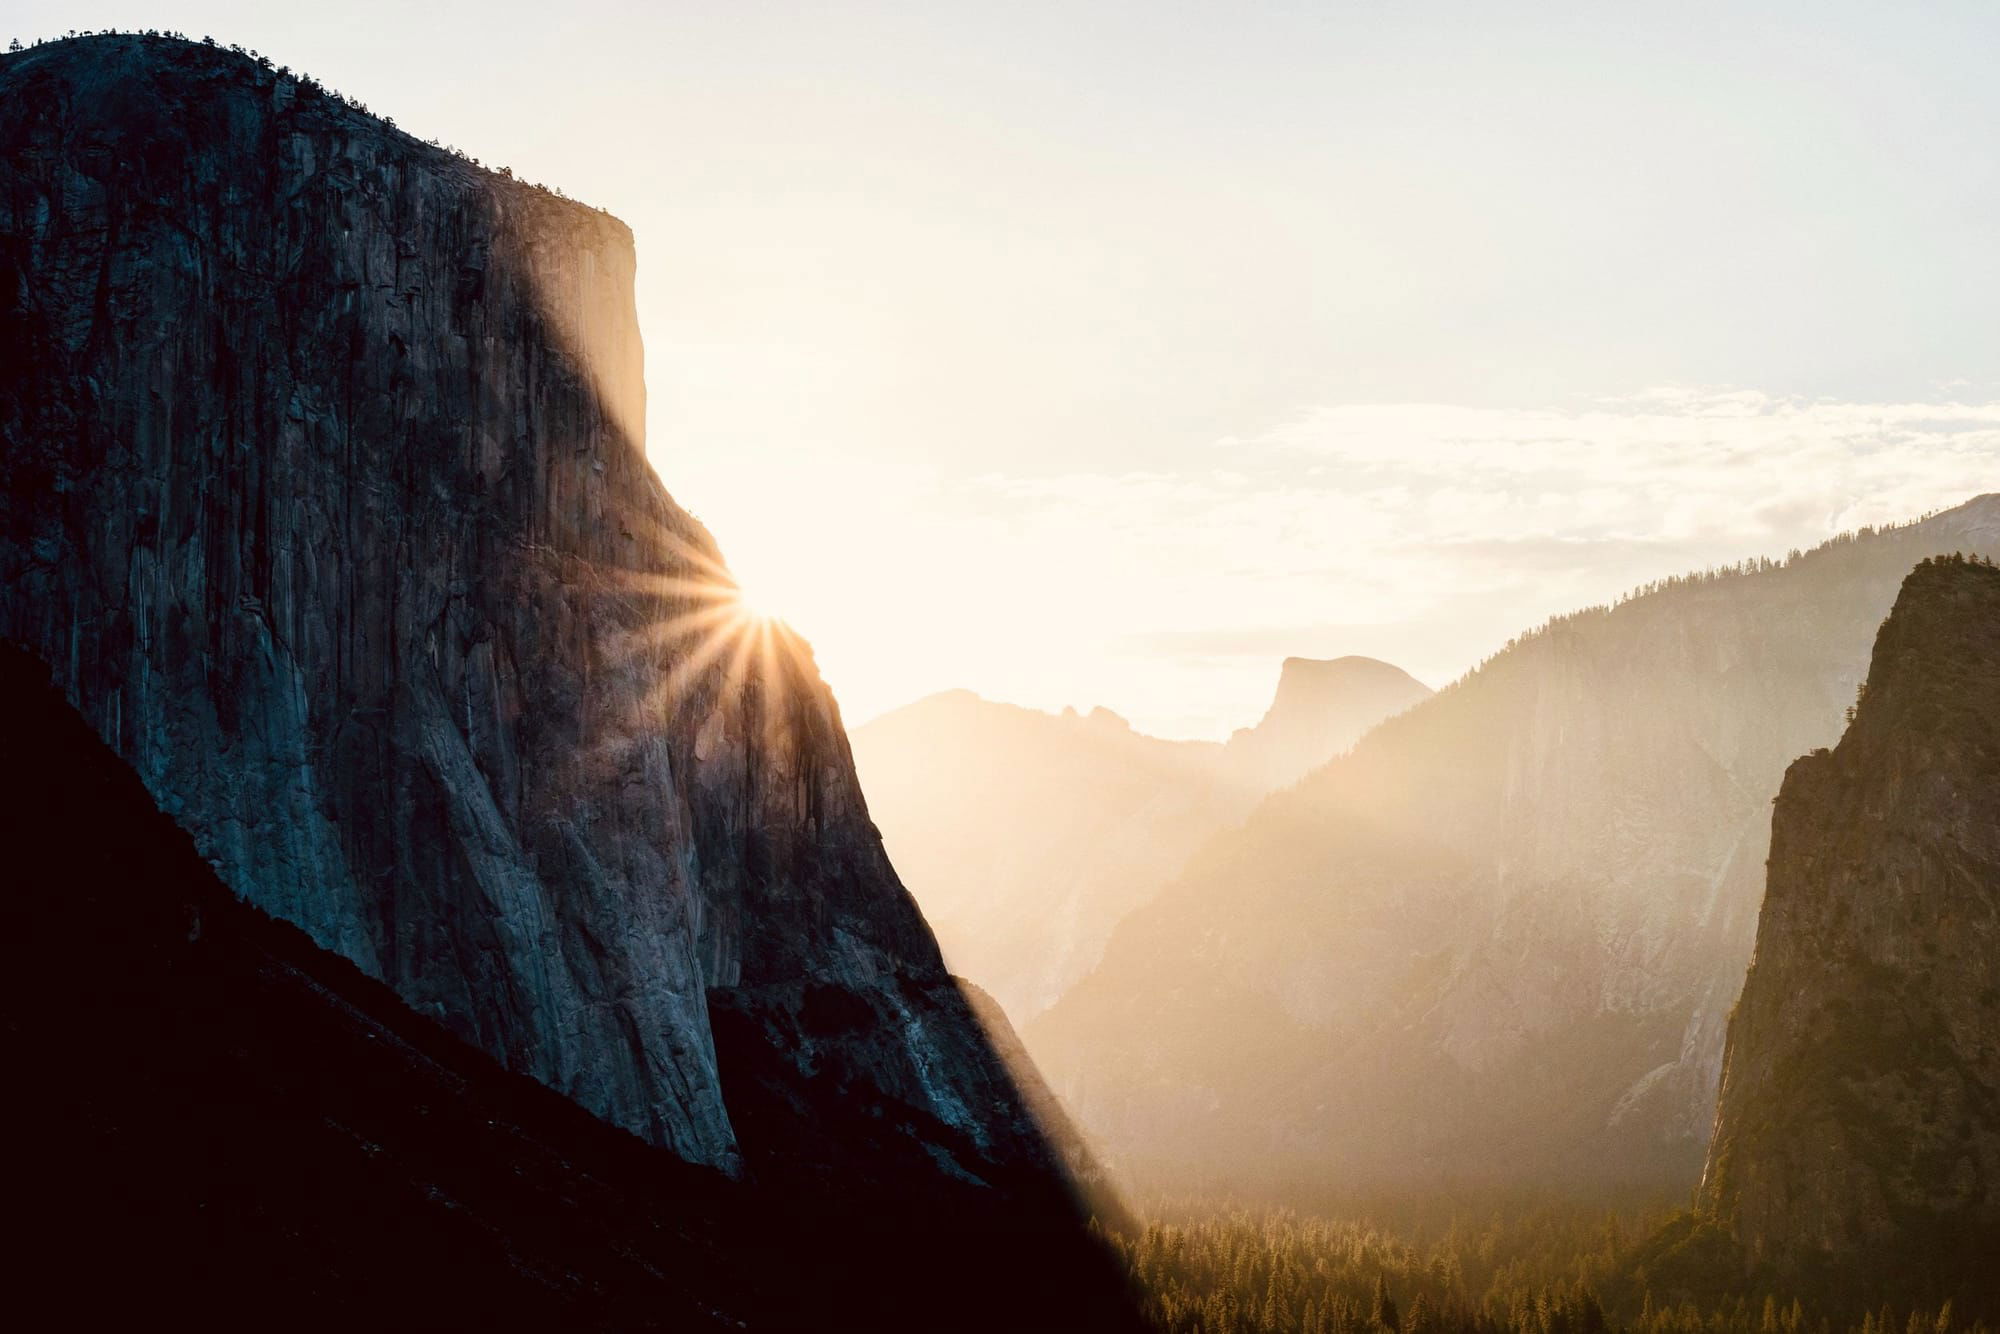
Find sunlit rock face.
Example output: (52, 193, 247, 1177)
(1700, 557, 2000, 1290)
(851, 659, 1430, 1025)
(0, 35, 1074, 1198)
(1030, 496, 2000, 1194)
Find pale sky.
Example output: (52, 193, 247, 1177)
(10, 1, 2000, 736)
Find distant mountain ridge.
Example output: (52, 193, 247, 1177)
(1030, 493, 2000, 1195)
(852, 657, 1431, 1024)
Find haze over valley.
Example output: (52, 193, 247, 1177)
(5, 7, 2000, 1331)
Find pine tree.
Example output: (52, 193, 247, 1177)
(1372, 1275, 1401, 1333)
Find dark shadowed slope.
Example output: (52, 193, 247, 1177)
(1032, 496, 2000, 1196)
(0, 640, 1142, 1331)
(1690, 556, 2000, 1313)
(0, 31, 1088, 1218)
(852, 660, 1429, 1025)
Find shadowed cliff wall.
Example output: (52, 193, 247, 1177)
(0, 35, 1089, 1215)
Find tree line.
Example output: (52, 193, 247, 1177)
(1109, 1201, 1992, 1334)
(3, 29, 609, 212)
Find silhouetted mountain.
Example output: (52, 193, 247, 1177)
(1030, 495, 2000, 1195)
(0, 31, 1102, 1231)
(851, 661, 1429, 1023)
(0, 641, 1142, 1331)
(1222, 656, 1433, 791)
(1692, 556, 2000, 1311)
(853, 691, 1242, 1023)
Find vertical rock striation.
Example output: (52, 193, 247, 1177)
(1698, 556, 2000, 1300)
(0, 639, 1142, 1331)
(0, 33, 1078, 1206)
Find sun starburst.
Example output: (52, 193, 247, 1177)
(610, 514, 809, 741)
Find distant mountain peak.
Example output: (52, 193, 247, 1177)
(1264, 654, 1426, 713)
(1281, 652, 1408, 672)
(1085, 706, 1133, 732)
(849, 652, 1428, 1025)
(1224, 655, 1433, 790)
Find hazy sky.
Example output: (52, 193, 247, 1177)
(10, 1, 2000, 736)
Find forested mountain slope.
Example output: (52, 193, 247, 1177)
(1033, 495, 2000, 1193)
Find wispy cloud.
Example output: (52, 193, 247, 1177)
(927, 389, 1998, 735)
(1235, 389, 2000, 542)
(682, 389, 1998, 740)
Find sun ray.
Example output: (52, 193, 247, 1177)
(713, 602, 763, 733)
(636, 599, 744, 650)
(642, 598, 748, 711)
(649, 616, 743, 712)
(755, 615, 787, 747)
(610, 569, 743, 604)
(601, 502, 813, 740)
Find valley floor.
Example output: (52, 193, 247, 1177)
(1114, 1196, 1995, 1334)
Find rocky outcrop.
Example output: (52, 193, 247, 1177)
(0, 32, 1082, 1207)
(1029, 497, 2000, 1193)
(850, 659, 1428, 1025)
(1698, 556, 2000, 1299)
(0, 640, 1142, 1331)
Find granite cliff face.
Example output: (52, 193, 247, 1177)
(0, 33, 1077, 1203)
(1698, 557, 2000, 1298)
(0, 641, 1143, 1331)
(851, 658, 1429, 1025)
(1030, 497, 2000, 1193)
